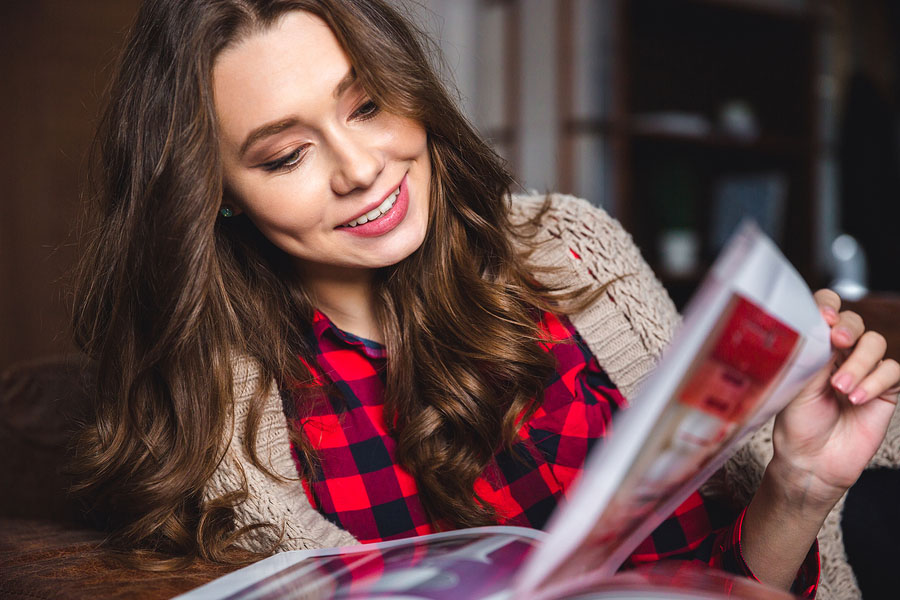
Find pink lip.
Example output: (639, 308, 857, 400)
(337, 175, 409, 238)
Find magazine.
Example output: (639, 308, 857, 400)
(177, 222, 832, 600)
(178, 527, 796, 600)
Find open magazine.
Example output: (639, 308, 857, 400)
(178, 222, 832, 600)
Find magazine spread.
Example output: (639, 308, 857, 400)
(177, 527, 795, 600)
(177, 222, 832, 600)
(178, 527, 543, 600)
(516, 221, 831, 596)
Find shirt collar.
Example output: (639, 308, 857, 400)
(311, 310, 387, 360)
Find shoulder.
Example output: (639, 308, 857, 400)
(509, 191, 601, 222)
(508, 193, 644, 272)
(508, 192, 680, 397)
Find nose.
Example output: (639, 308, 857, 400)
(328, 128, 384, 196)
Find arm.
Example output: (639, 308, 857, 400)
(627, 491, 819, 598)
(741, 290, 900, 589)
(515, 195, 894, 592)
(203, 355, 358, 552)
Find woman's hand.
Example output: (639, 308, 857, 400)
(769, 289, 900, 508)
(742, 289, 900, 590)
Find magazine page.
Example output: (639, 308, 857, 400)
(515, 222, 832, 596)
(175, 526, 545, 600)
(536, 561, 799, 600)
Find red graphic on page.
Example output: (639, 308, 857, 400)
(679, 296, 800, 423)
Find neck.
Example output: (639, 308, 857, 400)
(300, 264, 383, 344)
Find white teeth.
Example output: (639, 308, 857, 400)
(342, 186, 400, 227)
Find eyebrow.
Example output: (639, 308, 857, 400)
(238, 68, 359, 159)
(333, 68, 357, 99)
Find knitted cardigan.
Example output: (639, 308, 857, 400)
(204, 193, 880, 599)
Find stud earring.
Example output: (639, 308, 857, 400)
(220, 207, 234, 218)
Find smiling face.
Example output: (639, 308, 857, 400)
(213, 11, 431, 283)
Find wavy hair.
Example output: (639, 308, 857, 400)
(72, 0, 582, 567)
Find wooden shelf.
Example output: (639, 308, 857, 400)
(684, 0, 815, 22)
(629, 127, 807, 157)
(563, 117, 807, 156)
(557, 0, 822, 307)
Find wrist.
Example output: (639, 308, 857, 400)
(762, 456, 845, 518)
(742, 461, 829, 590)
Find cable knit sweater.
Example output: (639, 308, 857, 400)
(204, 193, 877, 599)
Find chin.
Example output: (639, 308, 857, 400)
(372, 240, 424, 269)
(377, 221, 428, 267)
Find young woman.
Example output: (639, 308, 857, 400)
(72, 0, 899, 596)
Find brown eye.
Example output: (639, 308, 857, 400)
(262, 147, 306, 173)
(354, 100, 380, 120)
(281, 149, 303, 167)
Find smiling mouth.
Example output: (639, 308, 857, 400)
(339, 185, 401, 228)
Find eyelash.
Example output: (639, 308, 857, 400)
(261, 147, 307, 173)
(260, 99, 381, 173)
(353, 99, 380, 121)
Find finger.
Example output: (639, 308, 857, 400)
(831, 330, 887, 395)
(852, 384, 899, 446)
(831, 310, 865, 348)
(882, 388, 900, 407)
(814, 289, 842, 325)
(847, 359, 900, 405)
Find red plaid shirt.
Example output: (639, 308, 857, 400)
(285, 310, 818, 597)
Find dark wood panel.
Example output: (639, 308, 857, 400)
(845, 294, 900, 365)
(0, 1, 141, 369)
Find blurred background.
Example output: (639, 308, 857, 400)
(2, 0, 900, 371)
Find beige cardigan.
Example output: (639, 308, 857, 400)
(205, 193, 880, 599)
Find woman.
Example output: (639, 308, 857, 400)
(72, 0, 898, 596)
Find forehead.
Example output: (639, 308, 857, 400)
(212, 11, 351, 140)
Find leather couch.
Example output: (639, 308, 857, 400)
(0, 355, 242, 599)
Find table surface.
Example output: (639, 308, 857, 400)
(0, 518, 244, 600)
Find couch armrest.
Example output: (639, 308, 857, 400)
(0, 354, 94, 522)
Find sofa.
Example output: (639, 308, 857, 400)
(0, 354, 245, 599)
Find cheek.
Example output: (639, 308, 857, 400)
(258, 203, 322, 236)
(237, 185, 329, 244)
(384, 116, 428, 157)
(410, 128, 429, 158)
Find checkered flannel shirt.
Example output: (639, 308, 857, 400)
(284, 309, 818, 597)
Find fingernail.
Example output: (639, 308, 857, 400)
(822, 306, 838, 321)
(834, 327, 853, 344)
(849, 388, 867, 404)
(833, 373, 853, 393)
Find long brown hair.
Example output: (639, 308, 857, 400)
(72, 0, 575, 567)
